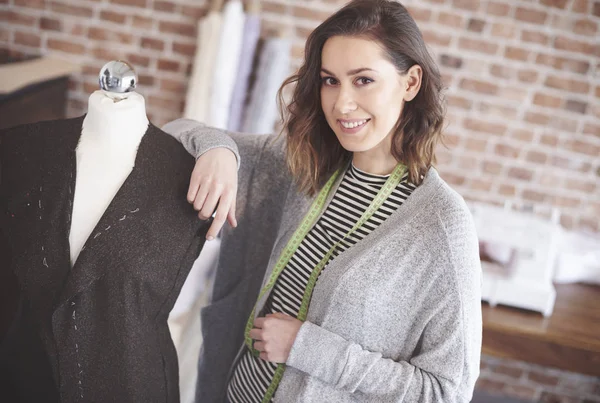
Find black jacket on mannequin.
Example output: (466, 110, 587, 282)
(0, 116, 210, 403)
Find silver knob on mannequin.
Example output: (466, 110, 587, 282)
(98, 60, 137, 101)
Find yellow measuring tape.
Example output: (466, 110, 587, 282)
(244, 162, 407, 402)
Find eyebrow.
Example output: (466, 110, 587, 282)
(320, 67, 376, 76)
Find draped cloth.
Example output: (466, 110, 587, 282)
(184, 11, 223, 122)
(242, 37, 292, 135)
(169, 239, 222, 403)
(208, 0, 246, 129)
(227, 14, 261, 132)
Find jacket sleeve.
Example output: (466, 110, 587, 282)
(286, 210, 482, 403)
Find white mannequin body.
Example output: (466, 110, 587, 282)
(69, 90, 149, 265)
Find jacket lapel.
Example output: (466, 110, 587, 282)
(53, 124, 160, 310)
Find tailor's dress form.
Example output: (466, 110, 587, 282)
(0, 106, 208, 402)
(69, 90, 149, 265)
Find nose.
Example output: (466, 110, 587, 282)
(334, 85, 357, 115)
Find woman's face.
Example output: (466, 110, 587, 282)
(320, 35, 421, 172)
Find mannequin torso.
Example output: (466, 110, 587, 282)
(69, 90, 149, 264)
(1, 82, 207, 403)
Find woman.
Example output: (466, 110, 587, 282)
(165, 1, 481, 402)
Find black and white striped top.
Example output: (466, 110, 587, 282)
(226, 164, 417, 403)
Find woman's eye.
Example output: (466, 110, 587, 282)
(356, 77, 373, 85)
(321, 77, 338, 86)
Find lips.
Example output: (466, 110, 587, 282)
(337, 118, 370, 134)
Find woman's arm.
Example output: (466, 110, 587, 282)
(162, 119, 241, 166)
(162, 118, 290, 240)
(286, 307, 475, 402)
(163, 119, 240, 239)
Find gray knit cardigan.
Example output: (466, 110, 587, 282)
(163, 119, 482, 403)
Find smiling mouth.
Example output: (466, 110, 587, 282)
(338, 119, 370, 130)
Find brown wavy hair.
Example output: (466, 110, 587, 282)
(277, 0, 446, 196)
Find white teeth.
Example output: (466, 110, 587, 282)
(341, 119, 367, 129)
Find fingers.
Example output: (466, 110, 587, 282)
(185, 149, 238, 239)
(251, 315, 294, 364)
(268, 312, 291, 320)
(249, 328, 262, 340)
(192, 183, 210, 216)
(187, 163, 203, 204)
(206, 189, 234, 240)
(198, 181, 221, 219)
(191, 178, 237, 241)
(253, 317, 265, 329)
(191, 181, 235, 240)
(227, 196, 237, 228)
(253, 333, 271, 362)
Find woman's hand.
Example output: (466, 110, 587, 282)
(249, 312, 303, 363)
(188, 148, 238, 240)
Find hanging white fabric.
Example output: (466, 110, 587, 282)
(207, 0, 246, 129)
(227, 13, 261, 132)
(242, 37, 292, 135)
(183, 11, 223, 122)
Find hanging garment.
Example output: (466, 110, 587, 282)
(208, 0, 245, 129)
(184, 11, 223, 122)
(242, 37, 292, 135)
(0, 117, 209, 403)
(227, 14, 261, 132)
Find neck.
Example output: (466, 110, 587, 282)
(81, 90, 149, 150)
(352, 152, 398, 176)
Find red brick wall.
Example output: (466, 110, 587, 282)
(1, 0, 599, 233)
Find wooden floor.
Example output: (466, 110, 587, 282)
(482, 283, 600, 377)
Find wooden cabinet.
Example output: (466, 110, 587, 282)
(0, 53, 78, 130)
(0, 76, 69, 130)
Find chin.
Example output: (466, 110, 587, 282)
(334, 137, 361, 153)
(335, 135, 378, 154)
(331, 131, 363, 150)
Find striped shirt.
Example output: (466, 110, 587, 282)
(226, 164, 417, 403)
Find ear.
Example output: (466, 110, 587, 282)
(403, 64, 422, 102)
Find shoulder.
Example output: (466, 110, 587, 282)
(411, 168, 480, 279)
(415, 168, 475, 237)
(1, 117, 82, 176)
(1, 117, 81, 154)
(152, 124, 195, 161)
